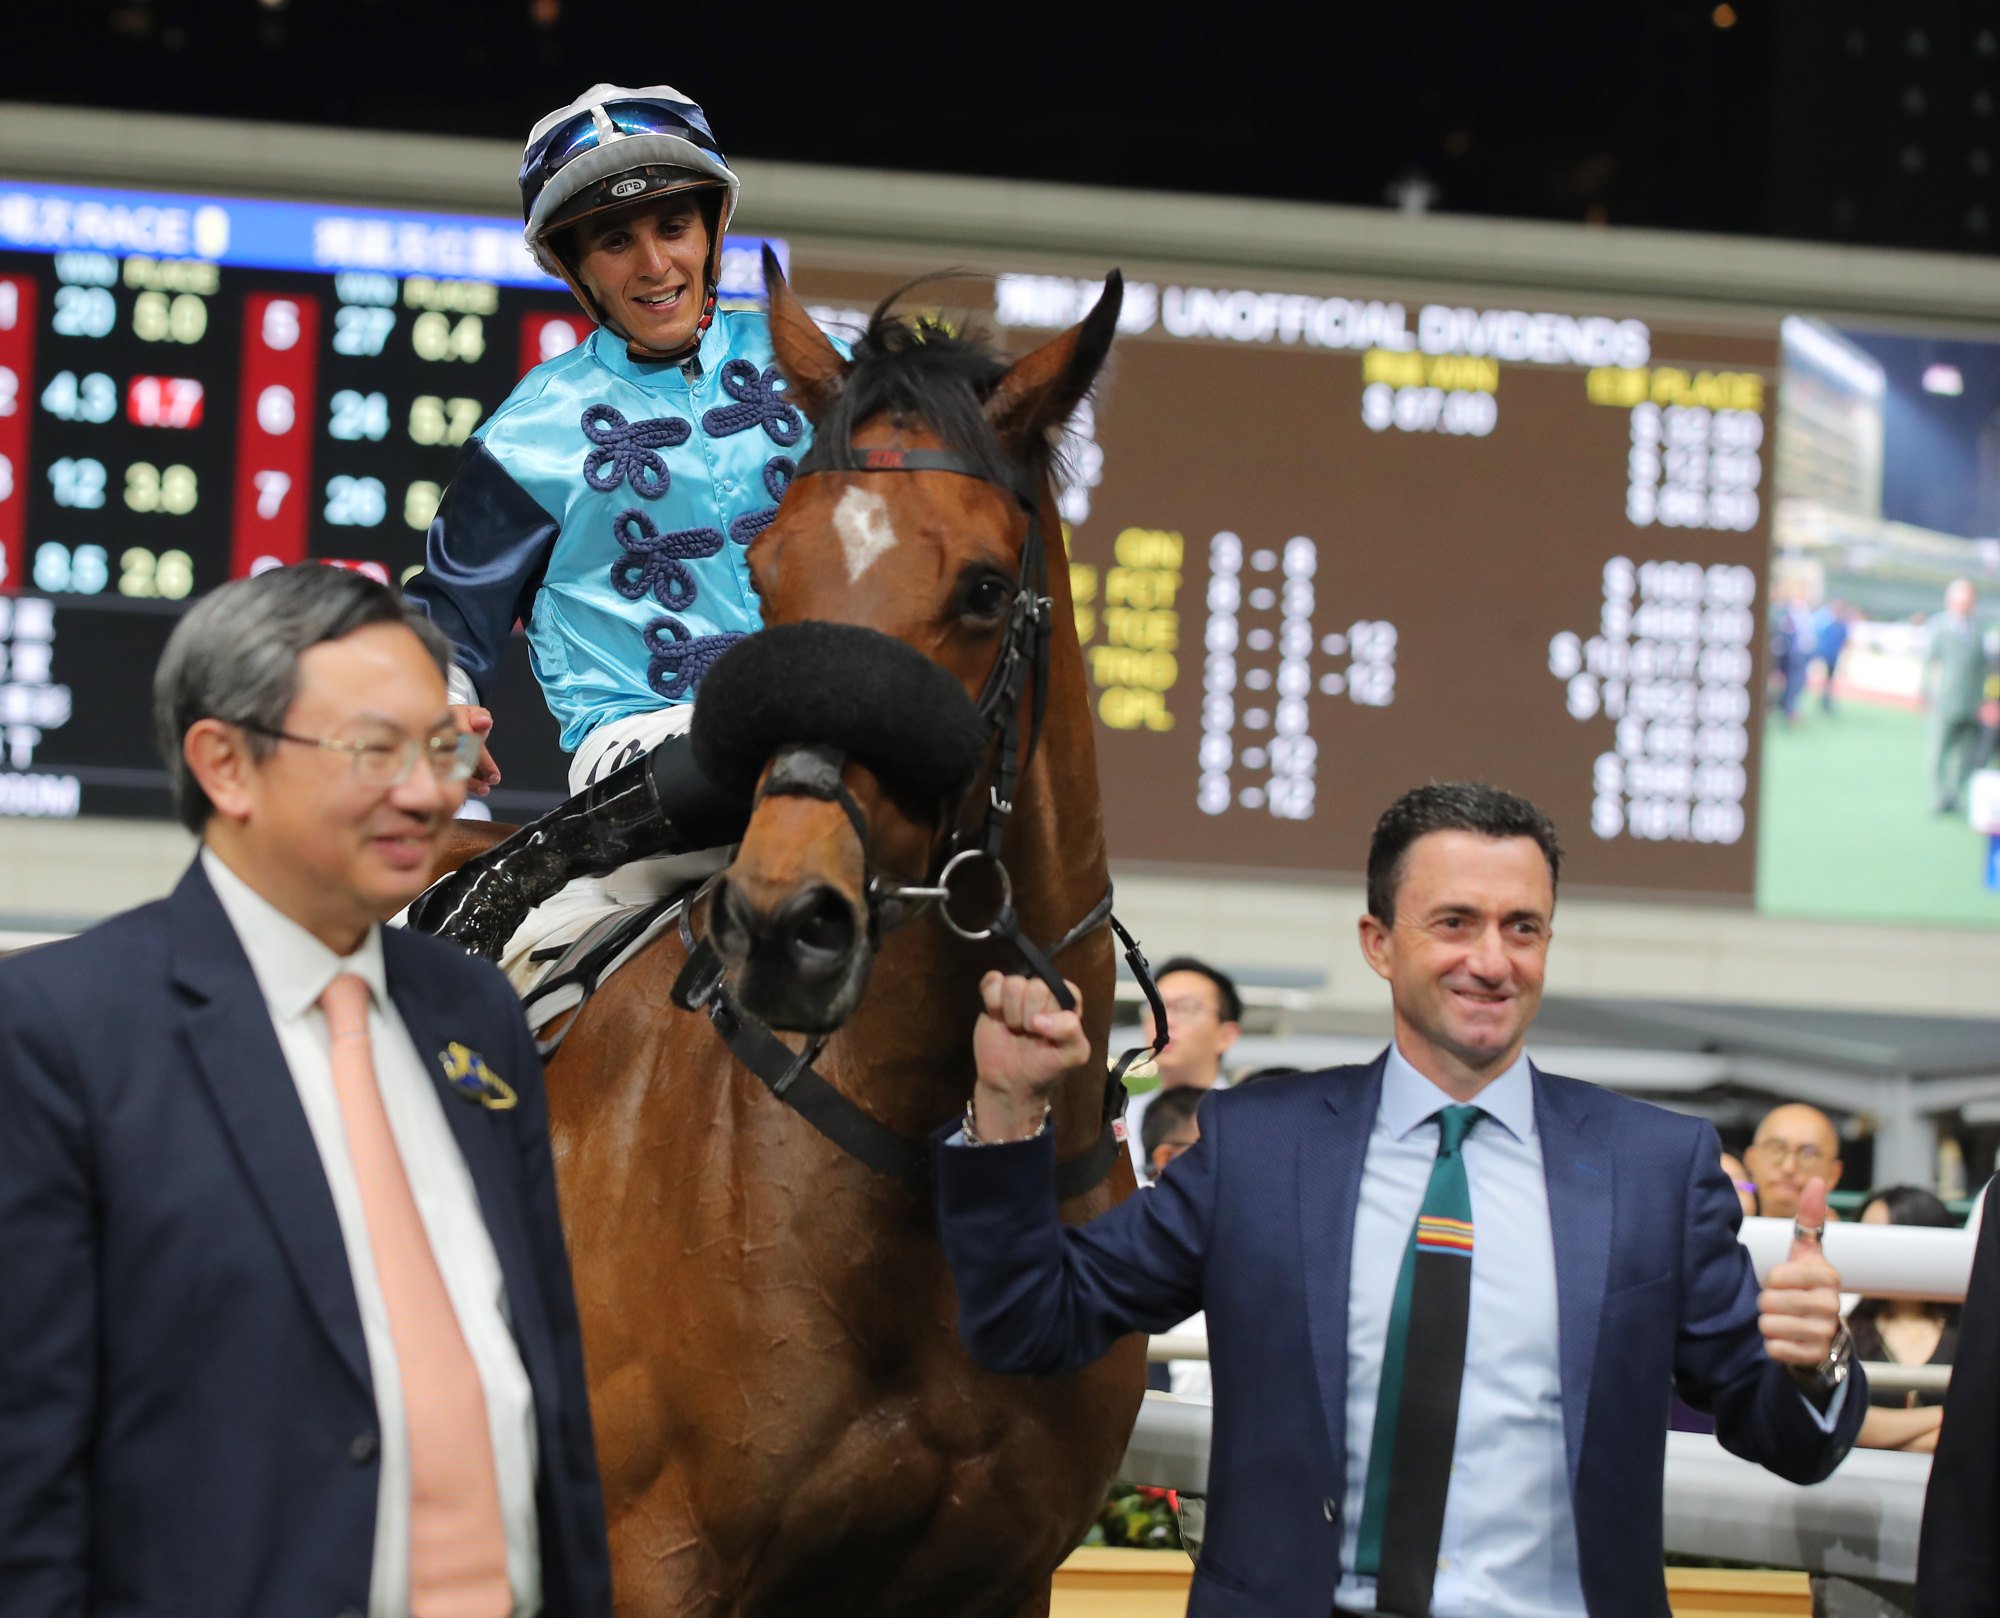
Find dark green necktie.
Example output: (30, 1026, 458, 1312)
(1355, 1103, 1482, 1617)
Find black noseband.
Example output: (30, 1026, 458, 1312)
(690, 620, 987, 805)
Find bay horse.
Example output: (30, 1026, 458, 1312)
(528, 262, 1146, 1616)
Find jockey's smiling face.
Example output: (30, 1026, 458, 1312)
(571, 194, 711, 354)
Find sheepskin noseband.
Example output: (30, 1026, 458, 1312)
(690, 621, 989, 805)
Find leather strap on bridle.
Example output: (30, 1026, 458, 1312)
(670, 438, 1170, 1200)
(672, 886, 1159, 1199)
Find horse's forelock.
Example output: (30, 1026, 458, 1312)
(813, 279, 1076, 494)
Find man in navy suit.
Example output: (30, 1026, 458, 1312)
(937, 783, 1862, 1618)
(0, 565, 612, 1618)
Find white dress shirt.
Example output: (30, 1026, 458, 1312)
(203, 850, 542, 1618)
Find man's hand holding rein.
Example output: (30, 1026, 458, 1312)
(968, 970, 1090, 1144)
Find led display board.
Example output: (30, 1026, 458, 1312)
(0, 175, 1804, 909)
(0, 178, 780, 819)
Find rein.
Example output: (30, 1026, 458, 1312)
(670, 440, 1168, 1199)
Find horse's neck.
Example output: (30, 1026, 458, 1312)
(838, 588, 1111, 1141)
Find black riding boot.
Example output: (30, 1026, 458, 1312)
(408, 736, 749, 960)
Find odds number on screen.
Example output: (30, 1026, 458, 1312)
(40, 371, 117, 422)
(132, 291, 207, 344)
(412, 312, 484, 363)
(45, 457, 197, 514)
(125, 462, 198, 515)
(408, 395, 481, 446)
(33, 541, 193, 600)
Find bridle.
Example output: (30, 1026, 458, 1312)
(671, 439, 1167, 1201)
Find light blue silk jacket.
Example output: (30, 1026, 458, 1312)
(408, 309, 821, 752)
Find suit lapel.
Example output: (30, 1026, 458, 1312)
(1534, 1066, 1613, 1491)
(1301, 1055, 1386, 1483)
(170, 861, 372, 1395)
(383, 936, 556, 1393)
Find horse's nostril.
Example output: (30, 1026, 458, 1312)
(781, 886, 858, 978)
(711, 878, 756, 960)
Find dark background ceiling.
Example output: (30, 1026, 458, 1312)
(3, 0, 1994, 257)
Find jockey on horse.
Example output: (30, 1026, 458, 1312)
(407, 83, 835, 959)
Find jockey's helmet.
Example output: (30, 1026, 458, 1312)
(519, 84, 741, 339)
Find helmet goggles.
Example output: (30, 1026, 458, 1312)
(518, 97, 724, 209)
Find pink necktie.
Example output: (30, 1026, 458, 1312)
(321, 973, 512, 1618)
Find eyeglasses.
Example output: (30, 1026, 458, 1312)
(1150, 996, 1221, 1023)
(243, 722, 481, 788)
(1749, 1139, 1828, 1170)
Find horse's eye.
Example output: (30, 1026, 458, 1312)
(961, 574, 1013, 624)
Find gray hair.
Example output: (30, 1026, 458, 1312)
(153, 564, 451, 832)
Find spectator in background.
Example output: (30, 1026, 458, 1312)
(1813, 600, 1854, 715)
(1852, 1186, 1958, 1454)
(1139, 1084, 1204, 1183)
(1922, 578, 1986, 815)
(1746, 1102, 1845, 1221)
(1721, 1150, 1758, 1219)
(1769, 584, 1816, 726)
(1124, 956, 1241, 1178)
(1135, 1086, 1212, 1401)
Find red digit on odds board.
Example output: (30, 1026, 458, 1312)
(520, 311, 589, 378)
(0, 277, 38, 596)
(231, 293, 321, 580)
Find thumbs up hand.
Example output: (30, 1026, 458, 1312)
(1757, 1177, 1844, 1376)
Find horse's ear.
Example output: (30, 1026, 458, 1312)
(763, 246, 845, 423)
(984, 270, 1123, 452)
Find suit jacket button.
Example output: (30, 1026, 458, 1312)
(350, 1430, 379, 1464)
(1323, 1496, 1339, 1523)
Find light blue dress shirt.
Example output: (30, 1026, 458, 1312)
(1334, 1043, 1849, 1616)
(1335, 1044, 1582, 1618)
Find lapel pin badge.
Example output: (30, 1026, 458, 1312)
(438, 1041, 518, 1111)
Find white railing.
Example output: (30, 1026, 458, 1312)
(1144, 1334, 1949, 1395)
(1119, 1397, 1932, 1584)
(1124, 1218, 1973, 1585)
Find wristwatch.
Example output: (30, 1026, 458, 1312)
(1795, 1320, 1855, 1403)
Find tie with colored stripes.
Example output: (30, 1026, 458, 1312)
(1355, 1102, 1482, 1617)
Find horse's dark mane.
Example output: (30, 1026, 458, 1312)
(814, 276, 1071, 493)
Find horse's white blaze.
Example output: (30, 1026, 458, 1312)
(833, 485, 898, 583)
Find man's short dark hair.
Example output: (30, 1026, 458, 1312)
(1366, 783, 1562, 925)
(152, 563, 451, 833)
(1152, 956, 1243, 1026)
(1141, 1084, 1205, 1169)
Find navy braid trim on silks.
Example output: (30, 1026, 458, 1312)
(610, 509, 724, 612)
(644, 617, 746, 702)
(581, 404, 691, 499)
(728, 455, 795, 546)
(700, 359, 804, 447)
